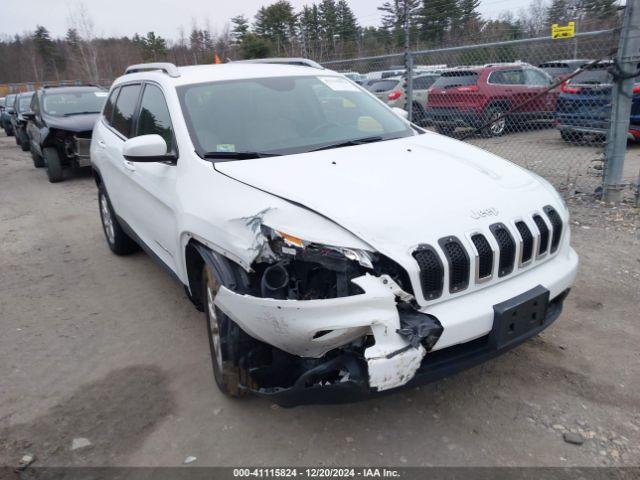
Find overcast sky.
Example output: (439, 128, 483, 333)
(0, 0, 532, 41)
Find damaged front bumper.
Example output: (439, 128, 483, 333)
(214, 247, 577, 407)
(215, 275, 436, 393)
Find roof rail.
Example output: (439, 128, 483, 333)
(233, 58, 324, 69)
(42, 83, 102, 89)
(124, 62, 180, 78)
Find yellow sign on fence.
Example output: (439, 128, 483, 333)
(551, 22, 576, 39)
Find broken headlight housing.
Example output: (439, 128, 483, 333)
(253, 226, 412, 300)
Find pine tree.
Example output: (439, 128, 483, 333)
(299, 5, 322, 58)
(581, 0, 617, 20)
(318, 0, 339, 54)
(546, 0, 572, 26)
(254, 1, 298, 55)
(336, 0, 359, 42)
(140, 32, 167, 62)
(231, 15, 250, 43)
(378, 0, 420, 49)
(418, 0, 461, 45)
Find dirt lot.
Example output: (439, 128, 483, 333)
(0, 131, 638, 468)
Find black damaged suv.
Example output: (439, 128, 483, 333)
(25, 85, 107, 182)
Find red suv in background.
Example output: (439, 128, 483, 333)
(425, 64, 556, 137)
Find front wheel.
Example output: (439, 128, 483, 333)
(98, 185, 138, 255)
(31, 147, 45, 168)
(20, 133, 30, 151)
(481, 106, 507, 137)
(203, 264, 250, 398)
(43, 147, 64, 183)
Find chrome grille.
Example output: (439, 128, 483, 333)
(515, 221, 534, 265)
(490, 223, 516, 277)
(471, 233, 493, 280)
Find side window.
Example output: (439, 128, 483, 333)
(103, 87, 119, 125)
(111, 84, 141, 138)
(490, 70, 524, 85)
(136, 84, 174, 150)
(525, 69, 551, 86)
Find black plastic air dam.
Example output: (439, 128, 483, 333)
(251, 287, 570, 407)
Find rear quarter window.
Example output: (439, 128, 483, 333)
(103, 87, 119, 125)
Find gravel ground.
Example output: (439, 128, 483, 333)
(0, 131, 638, 468)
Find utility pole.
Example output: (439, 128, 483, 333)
(404, 0, 414, 122)
(603, 1, 640, 202)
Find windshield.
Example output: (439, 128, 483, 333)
(178, 75, 414, 159)
(6, 95, 16, 107)
(432, 72, 478, 89)
(18, 94, 33, 112)
(43, 91, 107, 116)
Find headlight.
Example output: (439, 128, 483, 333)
(256, 226, 409, 300)
(263, 226, 374, 269)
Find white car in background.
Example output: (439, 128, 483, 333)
(90, 60, 578, 406)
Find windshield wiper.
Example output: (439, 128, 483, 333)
(202, 151, 281, 160)
(309, 136, 385, 152)
(63, 111, 101, 116)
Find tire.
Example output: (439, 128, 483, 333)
(31, 146, 45, 168)
(202, 264, 250, 398)
(4, 127, 14, 137)
(14, 133, 20, 145)
(435, 124, 455, 136)
(481, 106, 507, 137)
(560, 130, 583, 144)
(43, 147, 64, 183)
(20, 132, 30, 151)
(98, 184, 138, 255)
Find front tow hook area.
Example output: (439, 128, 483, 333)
(249, 307, 444, 407)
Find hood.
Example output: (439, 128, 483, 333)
(214, 132, 558, 262)
(44, 112, 100, 133)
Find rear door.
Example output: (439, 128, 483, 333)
(523, 68, 556, 115)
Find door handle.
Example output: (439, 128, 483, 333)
(97, 140, 106, 148)
(123, 160, 136, 172)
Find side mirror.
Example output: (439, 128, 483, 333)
(122, 134, 174, 162)
(22, 112, 35, 121)
(392, 107, 409, 120)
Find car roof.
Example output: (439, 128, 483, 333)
(17, 91, 34, 97)
(115, 63, 342, 87)
(42, 85, 103, 94)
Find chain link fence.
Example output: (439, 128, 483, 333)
(323, 29, 640, 202)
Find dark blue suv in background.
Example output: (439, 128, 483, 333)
(556, 62, 640, 143)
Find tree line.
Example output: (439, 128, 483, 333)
(0, 0, 620, 84)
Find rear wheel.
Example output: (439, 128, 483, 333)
(31, 146, 45, 168)
(481, 106, 507, 137)
(98, 184, 138, 255)
(43, 147, 64, 183)
(203, 264, 250, 398)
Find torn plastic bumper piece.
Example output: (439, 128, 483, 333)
(214, 274, 434, 393)
(251, 288, 570, 407)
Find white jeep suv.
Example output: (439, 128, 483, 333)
(91, 61, 578, 406)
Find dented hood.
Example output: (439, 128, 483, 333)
(43, 112, 99, 133)
(214, 133, 556, 259)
